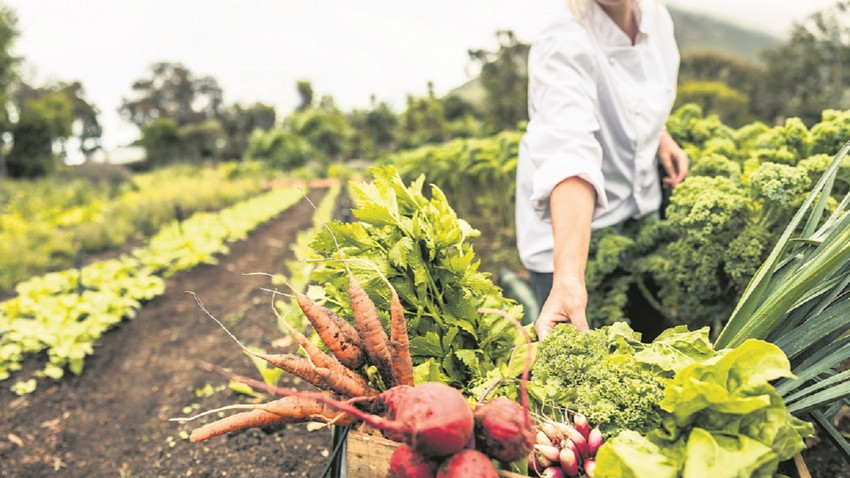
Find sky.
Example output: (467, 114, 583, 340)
(1, 0, 841, 153)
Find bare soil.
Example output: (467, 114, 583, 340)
(0, 187, 338, 478)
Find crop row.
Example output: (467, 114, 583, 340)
(0, 185, 305, 394)
(0, 161, 279, 292)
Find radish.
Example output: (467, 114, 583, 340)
(388, 443, 441, 478)
(559, 447, 579, 477)
(537, 430, 554, 447)
(562, 425, 590, 460)
(541, 467, 566, 478)
(541, 421, 564, 444)
(436, 449, 498, 478)
(562, 439, 581, 465)
(583, 458, 597, 478)
(587, 427, 604, 457)
(573, 413, 590, 439)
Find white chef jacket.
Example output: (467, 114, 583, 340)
(516, 0, 680, 273)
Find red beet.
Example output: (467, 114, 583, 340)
(474, 308, 537, 463)
(473, 397, 536, 462)
(436, 449, 498, 478)
(251, 382, 472, 458)
(388, 443, 441, 478)
(394, 382, 475, 457)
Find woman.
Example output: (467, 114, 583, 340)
(515, 0, 689, 340)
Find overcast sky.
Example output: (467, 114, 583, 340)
(2, 1, 840, 151)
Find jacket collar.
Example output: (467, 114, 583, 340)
(587, 0, 650, 47)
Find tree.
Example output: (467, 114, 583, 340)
(6, 90, 73, 177)
(757, 1, 850, 125)
(468, 30, 529, 132)
(219, 101, 276, 159)
(178, 119, 225, 162)
(140, 117, 180, 167)
(296, 80, 313, 111)
(399, 83, 446, 148)
(288, 104, 353, 163)
(348, 95, 398, 157)
(0, 6, 19, 177)
(119, 62, 223, 128)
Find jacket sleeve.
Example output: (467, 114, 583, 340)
(523, 29, 608, 222)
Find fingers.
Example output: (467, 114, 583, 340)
(661, 150, 689, 188)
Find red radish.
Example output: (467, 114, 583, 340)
(532, 445, 556, 469)
(562, 439, 581, 466)
(537, 430, 554, 447)
(388, 443, 441, 478)
(583, 458, 597, 478)
(541, 422, 565, 444)
(436, 449, 498, 478)
(587, 427, 604, 457)
(562, 425, 590, 460)
(559, 447, 579, 477)
(573, 413, 590, 439)
(534, 444, 561, 464)
(541, 467, 565, 478)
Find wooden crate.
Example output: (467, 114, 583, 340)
(345, 430, 528, 477)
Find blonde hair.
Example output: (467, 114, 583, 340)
(567, 0, 660, 19)
(566, 0, 591, 17)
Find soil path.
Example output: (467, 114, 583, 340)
(0, 187, 337, 478)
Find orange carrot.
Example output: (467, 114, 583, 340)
(274, 308, 378, 397)
(186, 292, 374, 397)
(348, 271, 396, 388)
(286, 284, 365, 370)
(388, 286, 415, 387)
(188, 395, 354, 442)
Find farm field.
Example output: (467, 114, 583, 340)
(0, 186, 338, 477)
(0, 176, 847, 477)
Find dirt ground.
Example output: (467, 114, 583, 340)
(0, 188, 339, 478)
(0, 183, 847, 478)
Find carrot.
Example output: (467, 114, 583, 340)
(315, 224, 398, 389)
(186, 394, 354, 442)
(319, 257, 414, 387)
(273, 305, 378, 397)
(246, 272, 367, 370)
(285, 281, 366, 370)
(348, 270, 396, 388)
(388, 286, 415, 387)
(187, 291, 375, 397)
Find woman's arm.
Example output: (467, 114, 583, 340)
(534, 176, 596, 340)
(658, 129, 689, 188)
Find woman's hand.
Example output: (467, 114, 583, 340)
(658, 129, 689, 188)
(535, 276, 589, 340)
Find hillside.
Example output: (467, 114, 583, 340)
(669, 6, 781, 63)
(448, 6, 781, 104)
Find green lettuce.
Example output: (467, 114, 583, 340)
(596, 339, 815, 477)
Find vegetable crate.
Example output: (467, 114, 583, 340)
(345, 430, 529, 478)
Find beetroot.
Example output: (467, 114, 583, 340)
(436, 449, 498, 478)
(250, 381, 472, 458)
(473, 396, 536, 462)
(393, 382, 475, 457)
(388, 443, 441, 478)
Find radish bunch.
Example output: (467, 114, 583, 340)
(529, 414, 604, 478)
